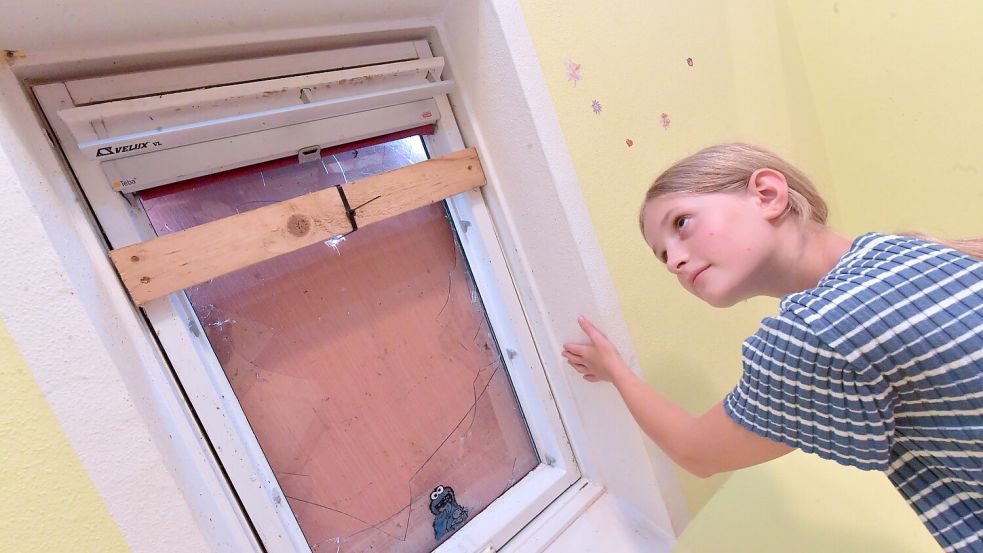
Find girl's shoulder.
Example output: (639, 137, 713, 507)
(830, 232, 980, 278)
(779, 232, 982, 325)
(836, 232, 947, 266)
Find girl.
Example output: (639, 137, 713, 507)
(562, 143, 983, 552)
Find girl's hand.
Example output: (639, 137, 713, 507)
(562, 316, 630, 383)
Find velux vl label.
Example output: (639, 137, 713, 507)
(96, 140, 162, 157)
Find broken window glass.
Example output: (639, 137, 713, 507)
(139, 136, 539, 552)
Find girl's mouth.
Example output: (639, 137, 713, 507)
(690, 266, 708, 287)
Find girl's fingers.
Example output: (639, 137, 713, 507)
(577, 316, 608, 342)
(577, 316, 595, 337)
(563, 343, 591, 358)
(566, 359, 588, 373)
(564, 357, 592, 375)
(563, 342, 585, 354)
(563, 353, 592, 370)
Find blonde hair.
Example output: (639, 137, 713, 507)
(640, 143, 983, 261)
(639, 143, 827, 231)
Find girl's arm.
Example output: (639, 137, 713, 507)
(562, 317, 792, 478)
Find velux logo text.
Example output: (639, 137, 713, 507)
(96, 141, 158, 157)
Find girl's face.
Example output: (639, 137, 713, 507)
(640, 189, 782, 307)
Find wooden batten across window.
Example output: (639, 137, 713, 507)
(110, 147, 486, 305)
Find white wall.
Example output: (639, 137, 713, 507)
(0, 68, 223, 551)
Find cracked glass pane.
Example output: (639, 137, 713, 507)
(139, 136, 539, 552)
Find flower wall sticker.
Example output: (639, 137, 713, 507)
(661, 112, 671, 129)
(592, 99, 602, 114)
(565, 59, 583, 85)
(625, 138, 634, 148)
(686, 57, 694, 67)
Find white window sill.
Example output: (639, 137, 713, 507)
(544, 490, 677, 553)
(502, 480, 677, 553)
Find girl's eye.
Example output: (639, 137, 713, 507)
(674, 216, 690, 231)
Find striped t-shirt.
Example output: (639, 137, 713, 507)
(724, 233, 983, 552)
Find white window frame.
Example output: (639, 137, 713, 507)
(35, 40, 581, 553)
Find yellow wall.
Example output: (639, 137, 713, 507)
(0, 319, 129, 552)
(784, 0, 983, 239)
(518, 0, 835, 514)
(672, 452, 938, 552)
(520, 0, 981, 547)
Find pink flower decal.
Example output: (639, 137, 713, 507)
(661, 112, 671, 129)
(686, 57, 694, 67)
(565, 59, 583, 85)
(592, 99, 602, 114)
(625, 138, 634, 148)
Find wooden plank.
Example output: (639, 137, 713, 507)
(110, 147, 486, 305)
(346, 147, 485, 226)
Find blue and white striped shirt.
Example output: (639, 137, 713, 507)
(724, 233, 983, 552)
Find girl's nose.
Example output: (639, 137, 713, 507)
(666, 248, 688, 274)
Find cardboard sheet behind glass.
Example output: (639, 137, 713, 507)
(139, 138, 539, 552)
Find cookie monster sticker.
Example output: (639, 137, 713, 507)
(429, 485, 469, 541)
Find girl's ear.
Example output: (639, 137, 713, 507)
(746, 168, 790, 221)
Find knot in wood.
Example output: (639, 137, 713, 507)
(287, 214, 312, 237)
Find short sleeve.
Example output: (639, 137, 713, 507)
(723, 311, 896, 471)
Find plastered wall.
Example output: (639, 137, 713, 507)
(0, 67, 217, 551)
(0, 319, 129, 552)
(784, 1, 983, 238)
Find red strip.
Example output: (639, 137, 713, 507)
(139, 124, 437, 200)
